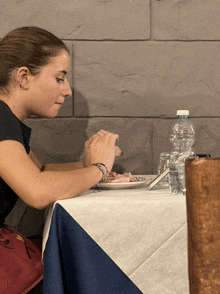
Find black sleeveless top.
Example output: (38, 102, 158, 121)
(0, 100, 32, 226)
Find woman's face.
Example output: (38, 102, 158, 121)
(28, 49, 72, 118)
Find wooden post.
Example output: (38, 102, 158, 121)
(185, 158, 220, 294)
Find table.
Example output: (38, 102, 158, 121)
(42, 177, 190, 294)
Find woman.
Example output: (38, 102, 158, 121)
(0, 26, 118, 293)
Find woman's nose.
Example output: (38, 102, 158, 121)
(63, 80, 72, 97)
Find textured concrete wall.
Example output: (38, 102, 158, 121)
(3, 0, 220, 235)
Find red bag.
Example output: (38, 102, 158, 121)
(0, 225, 43, 294)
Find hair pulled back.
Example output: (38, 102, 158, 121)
(0, 26, 69, 93)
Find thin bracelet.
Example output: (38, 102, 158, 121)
(90, 163, 109, 182)
(98, 163, 109, 176)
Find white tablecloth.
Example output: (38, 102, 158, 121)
(42, 177, 189, 294)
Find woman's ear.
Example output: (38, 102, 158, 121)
(16, 67, 30, 90)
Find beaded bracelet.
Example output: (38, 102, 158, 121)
(91, 163, 109, 182)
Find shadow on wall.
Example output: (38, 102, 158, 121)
(52, 88, 89, 163)
(74, 89, 126, 174)
(73, 88, 89, 162)
(75, 89, 127, 174)
(75, 90, 153, 175)
(26, 88, 89, 165)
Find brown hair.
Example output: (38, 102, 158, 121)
(0, 26, 69, 94)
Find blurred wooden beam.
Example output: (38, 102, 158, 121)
(185, 158, 220, 293)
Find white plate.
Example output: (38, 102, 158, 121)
(95, 176, 153, 190)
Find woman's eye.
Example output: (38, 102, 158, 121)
(56, 78, 64, 83)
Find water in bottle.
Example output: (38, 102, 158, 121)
(169, 110, 195, 195)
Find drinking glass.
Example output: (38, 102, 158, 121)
(157, 152, 170, 188)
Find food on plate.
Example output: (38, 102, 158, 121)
(103, 172, 139, 183)
(115, 146, 123, 157)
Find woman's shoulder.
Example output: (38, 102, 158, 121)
(0, 100, 23, 140)
(0, 100, 10, 111)
(0, 100, 31, 154)
(0, 100, 20, 125)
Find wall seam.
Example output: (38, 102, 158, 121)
(150, 0, 153, 41)
(71, 42, 75, 117)
(62, 39, 220, 42)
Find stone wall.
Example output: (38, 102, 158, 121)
(2, 0, 220, 235)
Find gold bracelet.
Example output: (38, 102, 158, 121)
(91, 163, 109, 182)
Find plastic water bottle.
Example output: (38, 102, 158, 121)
(169, 110, 195, 195)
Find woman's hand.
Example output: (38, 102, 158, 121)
(84, 130, 119, 172)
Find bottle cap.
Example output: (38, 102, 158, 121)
(177, 110, 189, 116)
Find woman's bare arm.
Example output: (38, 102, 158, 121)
(1, 141, 103, 210)
(29, 151, 85, 171)
(0, 130, 118, 209)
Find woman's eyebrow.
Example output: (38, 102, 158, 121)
(58, 70, 68, 75)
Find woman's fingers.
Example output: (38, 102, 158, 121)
(85, 131, 119, 172)
(84, 130, 119, 169)
(86, 130, 119, 147)
(98, 129, 108, 135)
(115, 146, 123, 156)
(106, 133, 119, 147)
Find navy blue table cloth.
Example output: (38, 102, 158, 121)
(43, 203, 143, 294)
